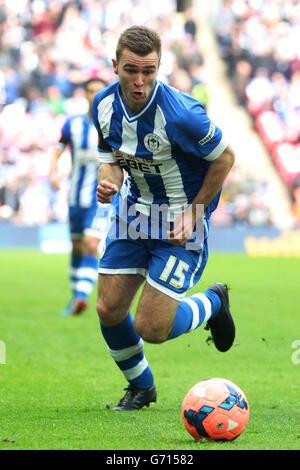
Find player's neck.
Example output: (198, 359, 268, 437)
(119, 89, 142, 114)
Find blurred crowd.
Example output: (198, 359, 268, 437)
(210, 165, 273, 227)
(0, 0, 283, 228)
(214, 0, 300, 225)
(0, 0, 201, 225)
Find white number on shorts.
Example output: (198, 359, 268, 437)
(159, 255, 189, 289)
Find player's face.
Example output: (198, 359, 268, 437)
(113, 48, 160, 114)
(85, 81, 106, 107)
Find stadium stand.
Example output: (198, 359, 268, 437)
(0, 0, 298, 230)
(211, 0, 300, 226)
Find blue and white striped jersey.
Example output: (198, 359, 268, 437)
(59, 114, 99, 209)
(92, 80, 228, 219)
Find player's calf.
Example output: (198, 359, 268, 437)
(134, 282, 179, 344)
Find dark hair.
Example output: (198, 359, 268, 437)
(84, 78, 108, 90)
(116, 26, 161, 62)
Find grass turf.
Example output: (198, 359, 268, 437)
(0, 251, 299, 450)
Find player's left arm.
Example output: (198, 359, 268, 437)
(169, 145, 235, 245)
(169, 99, 235, 245)
(191, 144, 235, 211)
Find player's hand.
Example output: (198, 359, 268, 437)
(167, 207, 195, 246)
(49, 173, 60, 191)
(97, 180, 119, 203)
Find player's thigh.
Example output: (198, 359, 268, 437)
(147, 240, 208, 301)
(98, 234, 149, 276)
(133, 240, 208, 343)
(97, 273, 145, 326)
(134, 282, 179, 343)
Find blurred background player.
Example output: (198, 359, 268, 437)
(49, 78, 108, 316)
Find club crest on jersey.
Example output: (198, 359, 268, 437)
(144, 133, 162, 154)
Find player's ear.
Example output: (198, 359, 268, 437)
(112, 58, 118, 75)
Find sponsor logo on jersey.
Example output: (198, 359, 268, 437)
(144, 133, 162, 154)
(198, 122, 215, 145)
(113, 149, 162, 174)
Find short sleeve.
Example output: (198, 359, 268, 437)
(92, 92, 116, 163)
(97, 130, 117, 163)
(173, 101, 228, 161)
(57, 119, 71, 149)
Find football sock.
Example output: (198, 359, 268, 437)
(100, 313, 154, 389)
(69, 254, 81, 295)
(72, 254, 98, 301)
(167, 289, 222, 340)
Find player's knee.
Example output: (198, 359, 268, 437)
(96, 296, 126, 327)
(96, 297, 114, 324)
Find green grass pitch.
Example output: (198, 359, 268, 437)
(0, 250, 299, 450)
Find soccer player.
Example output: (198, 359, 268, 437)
(50, 78, 109, 316)
(92, 26, 236, 410)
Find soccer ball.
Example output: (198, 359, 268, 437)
(182, 378, 250, 441)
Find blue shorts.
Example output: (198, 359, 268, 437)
(99, 210, 210, 300)
(69, 204, 112, 240)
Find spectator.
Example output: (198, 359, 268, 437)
(245, 67, 275, 116)
(45, 85, 66, 115)
(15, 170, 53, 226)
(184, 7, 197, 40)
(211, 165, 272, 227)
(214, 0, 300, 224)
(3, 67, 20, 104)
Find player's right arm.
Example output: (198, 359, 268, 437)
(49, 147, 65, 190)
(97, 162, 123, 203)
(92, 88, 124, 203)
(49, 119, 70, 190)
(95, 129, 123, 203)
